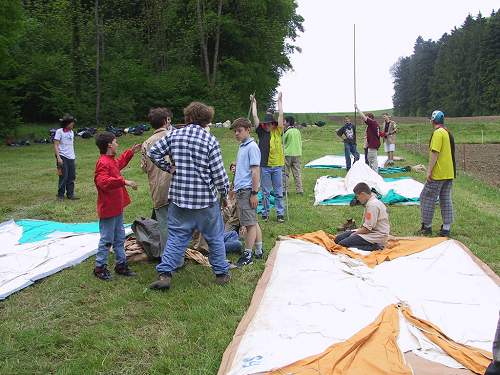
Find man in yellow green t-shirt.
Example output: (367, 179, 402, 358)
(251, 93, 285, 223)
(418, 110, 456, 237)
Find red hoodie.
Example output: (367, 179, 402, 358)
(94, 149, 134, 219)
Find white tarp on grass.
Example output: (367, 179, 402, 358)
(220, 238, 499, 375)
(305, 154, 388, 169)
(314, 161, 423, 205)
(0, 219, 131, 300)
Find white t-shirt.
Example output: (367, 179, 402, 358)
(54, 128, 75, 159)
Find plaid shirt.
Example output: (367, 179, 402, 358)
(148, 124, 229, 209)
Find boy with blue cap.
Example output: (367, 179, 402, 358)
(418, 110, 456, 237)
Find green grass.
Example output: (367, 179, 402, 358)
(0, 123, 499, 374)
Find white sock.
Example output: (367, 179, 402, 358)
(442, 224, 451, 231)
(255, 242, 263, 255)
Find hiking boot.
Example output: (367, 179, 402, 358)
(261, 215, 269, 222)
(277, 215, 285, 223)
(114, 263, 136, 277)
(66, 196, 80, 200)
(214, 273, 231, 285)
(438, 225, 450, 237)
(236, 251, 253, 268)
(149, 273, 172, 290)
(416, 224, 432, 236)
(93, 265, 112, 281)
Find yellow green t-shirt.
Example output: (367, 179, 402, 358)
(429, 128, 454, 180)
(268, 127, 285, 167)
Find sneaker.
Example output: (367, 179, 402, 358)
(214, 273, 231, 285)
(297, 192, 304, 196)
(149, 273, 172, 290)
(416, 223, 432, 236)
(236, 251, 253, 267)
(93, 265, 112, 281)
(66, 196, 80, 200)
(254, 249, 264, 260)
(57, 196, 64, 202)
(438, 225, 450, 237)
(114, 263, 136, 277)
(261, 215, 269, 222)
(277, 215, 285, 223)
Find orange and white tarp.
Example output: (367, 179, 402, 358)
(219, 236, 499, 375)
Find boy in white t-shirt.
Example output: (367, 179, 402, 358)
(54, 114, 78, 201)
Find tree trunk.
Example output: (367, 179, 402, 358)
(211, 0, 223, 86)
(95, 0, 100, 126)
(196, 0, 210, 84)
(71, 0, 82, 99)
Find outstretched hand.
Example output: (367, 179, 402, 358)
(125, 179, 138, 190)
(131, 144, 141, 154)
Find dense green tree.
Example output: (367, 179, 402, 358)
(0, 0, 303, 133)
(392, 10, 499, 116)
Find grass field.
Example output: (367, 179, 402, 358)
(1, 120, 499, 374)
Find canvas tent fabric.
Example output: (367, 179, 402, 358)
(0, 219, 131, 300)
(290, 230, 447, 268)
(305, 155, 388, 170)
(314, 162, 423, 205)
(218, 237, 499, 375)
(268, 304, 492, 375)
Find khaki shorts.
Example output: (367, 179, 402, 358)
(236, 189, 257, 226)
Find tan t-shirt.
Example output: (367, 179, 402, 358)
(141, 127, 172, 209)
(358, 195, 390, 245)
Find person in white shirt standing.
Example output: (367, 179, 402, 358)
(54, 114, 78, 201)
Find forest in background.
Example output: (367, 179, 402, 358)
(391, 10, 500, 117)
(0, 0, 303, 137)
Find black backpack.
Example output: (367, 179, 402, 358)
(131, 218, 161, 259)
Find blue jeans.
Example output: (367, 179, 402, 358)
(154, 205, 169, 254)
(261, 166, 284, 216)
(157, 203, 230, 275)
(344, 143, 360, 170)
(224, 230, 242, 254)
(96, 214, 127, 267)
(57, 156, 76, 198)
(334, 230, 381, 251)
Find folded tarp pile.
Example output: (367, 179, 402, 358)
(0, 219, 131, 300)
(219, 232, 499, 375)
(314, 161, 423, 205)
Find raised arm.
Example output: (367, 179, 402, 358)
(354, 104, 367, 122)
(250, 94, 260, 128)
(277, 92, 284, 129)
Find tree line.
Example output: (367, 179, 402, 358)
(0, 0, 303, 137)
(391, 10, 499, 117)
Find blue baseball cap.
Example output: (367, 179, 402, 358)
(431, 110, 444, 124)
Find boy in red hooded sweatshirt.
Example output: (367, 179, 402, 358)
(93, 131, 141, 280)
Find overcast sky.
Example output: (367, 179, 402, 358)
(277, 0, 497, 113)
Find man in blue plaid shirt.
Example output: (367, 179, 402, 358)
(148, 102, 231, 290)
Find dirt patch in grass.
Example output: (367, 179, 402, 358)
(403, 143, 500, 188)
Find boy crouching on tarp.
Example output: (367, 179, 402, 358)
(335, 182, 390, 251)
(93, 132, 141, 280)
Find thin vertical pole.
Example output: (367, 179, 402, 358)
(481, 130, 484, 144)
(353, 24, 357, 126)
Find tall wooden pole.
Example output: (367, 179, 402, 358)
(95, 0, 100, 127)
(353, 24, 357, 127)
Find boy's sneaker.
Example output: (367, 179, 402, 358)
(261, 215, 269, 222)
(66, 196, 80, 200)
(255, 250, 264, 260)
(214, 273, 231, 285)
(149, 273, 172, 290)
(438, 225, 450, 237)
(277, 215, 285, 223)
(114, 263, 136, 277)
(93, 265, 112, 281)
(416, 224, 432, 236)
(236, 251, 253, 268)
